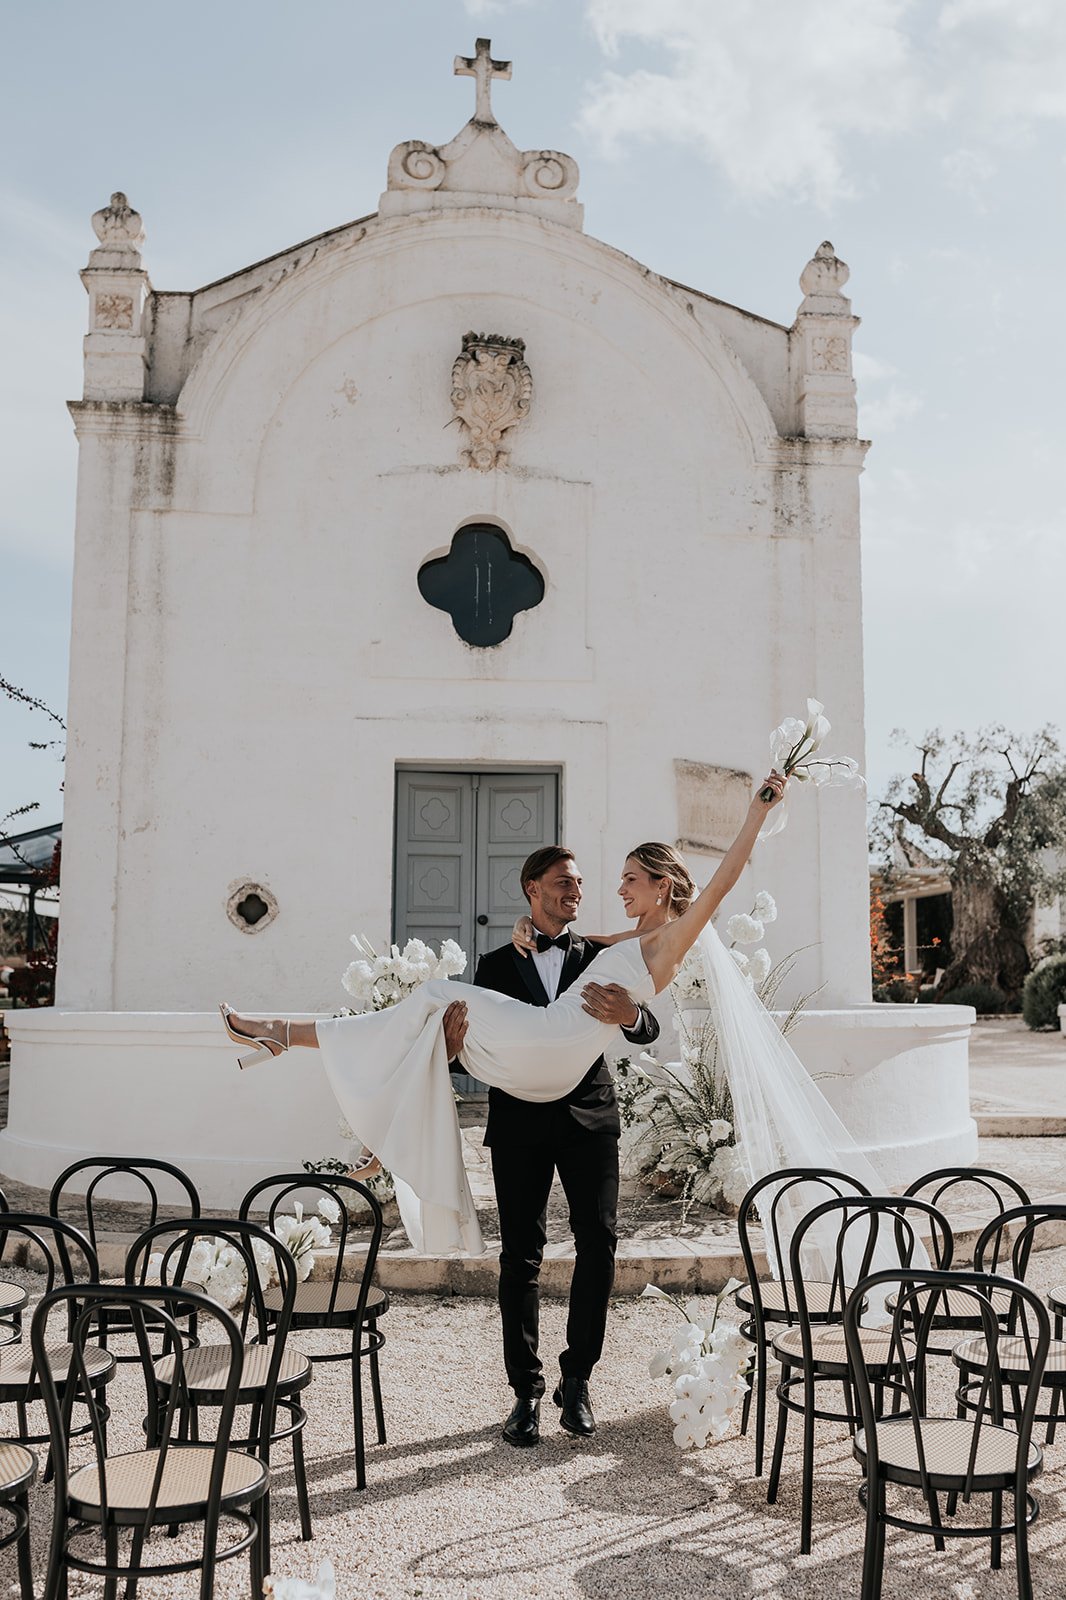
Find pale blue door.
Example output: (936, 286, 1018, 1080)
(394, 769, 560, 1093)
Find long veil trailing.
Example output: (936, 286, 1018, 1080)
(695, 922, 922, 1286)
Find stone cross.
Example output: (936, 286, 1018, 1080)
(454, 38, 512, 125)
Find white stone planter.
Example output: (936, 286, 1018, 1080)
(0, 1002, 976, 1207)
(783, 1004, 977, 1187)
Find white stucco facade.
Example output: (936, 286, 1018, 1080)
(1, 45, 975, 1202)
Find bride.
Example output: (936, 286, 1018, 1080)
(223, 769, 886, 1256)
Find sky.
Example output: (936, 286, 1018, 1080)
(2, 0, 1064, 829)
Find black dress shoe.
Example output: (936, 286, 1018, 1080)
(553, 1377, 596, 1437)
(502, 1396, 540, 1447)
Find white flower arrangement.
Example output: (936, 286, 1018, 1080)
(147, 1199, 339, 1307)
(264, 1559, 335, 1600)
(271, 1201, 336, 1282)
(342, 935, 467, 1011)
(644, 1282, 750, 1449)
(761, 698, 865, 837)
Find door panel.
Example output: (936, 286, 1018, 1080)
(394, 768, 560, 1094)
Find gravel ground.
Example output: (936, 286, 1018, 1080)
(4, 1248, 1066, 1600)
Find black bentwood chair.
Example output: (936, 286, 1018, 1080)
(766, 1194, 954, 1555)
(50, 1156, 202, 1357)
(34, 1283, 270, 1600)
(127, 1217, 312, 1575)
(735, 1167, 872, 1476)
(0, 1214, 116, 1458)
(846, 1269, 1048, 1600)
(240, 1172, 389, 1490)
(0, 1440, 37, 1599)
(957, 1204, 1066, 1445)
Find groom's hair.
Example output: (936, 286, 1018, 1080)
(520, 845, 576, 900)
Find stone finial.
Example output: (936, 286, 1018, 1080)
(454, 38, 512, 126)
(91, 192, 145, 253)
(792, 240, 858, 439)
(450, 332, 533, 471)
(380, 41, 582, 227)
(798, 241, 851, 315)
(81, 191, 149, 401)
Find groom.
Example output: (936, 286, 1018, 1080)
(443, 846, 659, 1447)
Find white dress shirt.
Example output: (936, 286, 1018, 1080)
(530, 932, 568, 1001)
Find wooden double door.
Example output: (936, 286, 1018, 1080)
(393, 768, 561, 1091)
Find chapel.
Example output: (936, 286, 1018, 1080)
(0, 43, 975, 1205)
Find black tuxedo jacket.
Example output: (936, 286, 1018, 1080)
(467, 936, 660, 1147)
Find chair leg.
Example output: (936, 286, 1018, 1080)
(103, 1522, 120, 1600)
(15, 1492, 33, 1600)
(292, 1421, 313, 1541)
(352, 1329, 366, 1490)
(369, 1339, 387, 1446)
(800, 1374, 816, 1555)
(124, 1525, 146, 1600)
(766, 1373, 790, 1505)
(1047, 1383, 1061, 1446)
(753, 1334, 769, 1475)
(990, 1488, 1003, 1570)
(1015, 1489, 1034, 1600)
(867, 1480, 887, 1600)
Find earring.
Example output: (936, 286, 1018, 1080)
(656, 894, 663, 906)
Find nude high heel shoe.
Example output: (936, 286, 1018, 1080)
(219, 1004, 290, 1070)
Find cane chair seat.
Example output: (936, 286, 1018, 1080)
(736, 1279, 842, 1320)
(0, 1283, 27, 1314)
(0, 1340, 115, 1390)
(1048, 1284, 1066, 1312)
(773, 1324, 915, 1373)
(264, 1279, 388, 1322)
(952, 1334, 1066, 1383)
(855, 1417, 1042, 1490)
(0, 1443, 36, 1493)
(67, 1445, 267, 1521)
(154, 1340, 312, 1400)
(886, 1284, 1015, 1325)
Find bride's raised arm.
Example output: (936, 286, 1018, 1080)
(639, 773, 787, 994)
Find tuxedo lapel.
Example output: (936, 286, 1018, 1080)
(512, 947, 550, 1006)
(559, 936, 586, 997)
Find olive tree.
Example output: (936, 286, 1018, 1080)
(872, 726, 1066, 999)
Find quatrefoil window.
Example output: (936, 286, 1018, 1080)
(418, 524, 544, 647)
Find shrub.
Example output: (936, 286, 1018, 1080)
(1022, 954, 1066, 1031)
(939, 982, 1009, 1014)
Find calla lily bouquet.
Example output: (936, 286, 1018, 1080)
(760, 698, 864, 836)
(644, 1281, 750, 1449)
(342, 935, 467, 1011)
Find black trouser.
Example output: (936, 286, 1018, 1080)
(490, 1128, 619, 1398)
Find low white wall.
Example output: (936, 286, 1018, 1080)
(0, 1003, 975, 1209)
(0, 1011, 345, 1208)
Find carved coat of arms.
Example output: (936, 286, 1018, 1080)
(450, 332, 533, 471)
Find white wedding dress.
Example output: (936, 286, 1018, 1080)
(316, 927, 894, 1269)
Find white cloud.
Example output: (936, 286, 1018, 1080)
(461, 0, 534, 17)
(578, 0, 930, 208)
(852, 350, 924, 435)
(576, 0, 1066, 207)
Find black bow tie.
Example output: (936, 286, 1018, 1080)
(535, 932, 570, 953)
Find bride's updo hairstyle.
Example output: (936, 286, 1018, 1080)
(626, 842, 697, 919)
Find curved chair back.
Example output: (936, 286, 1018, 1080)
(737, 1167, 872, 1326)
(789, 1194, 953, 1338)
(239, 1172, 384, 1327)
(974, 1202, 1066, 1289)
(125, 1216, 298, 1432)
(0, 1212, 98, 1295)
(49, 1156, 201, 1260)
(905, 1167, 1031, 1272)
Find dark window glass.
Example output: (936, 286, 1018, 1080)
(418, 524, 544, 647)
